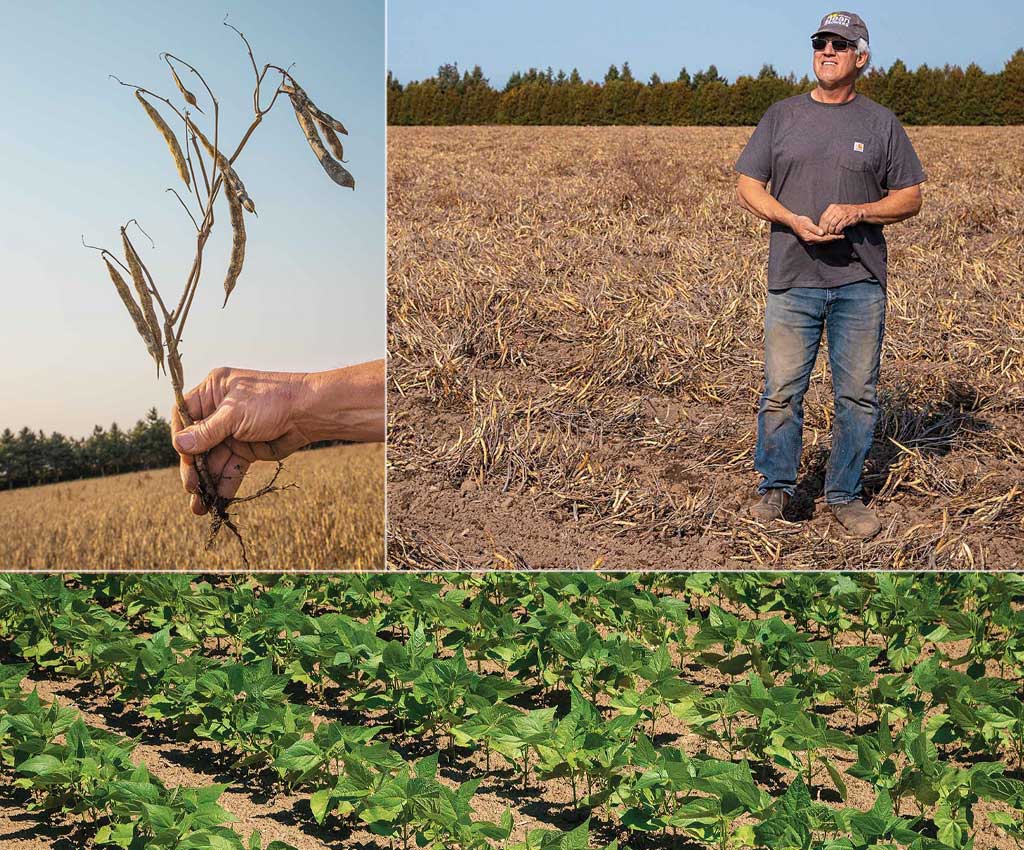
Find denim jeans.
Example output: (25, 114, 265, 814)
(755, 279, 885, 505)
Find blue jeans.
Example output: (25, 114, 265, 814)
(755, 279, 885, 505)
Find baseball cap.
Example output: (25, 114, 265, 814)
(813, 11, 869, 44)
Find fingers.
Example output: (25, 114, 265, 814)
(171, 406, 195, 468)
(174, 402, 239, 457)
(190, 492, 208, 516)
(180, 459, 199, 496)
(793, 215, 843, 243)
(217, 454, 250, 501)
(184, 445, 250, 514)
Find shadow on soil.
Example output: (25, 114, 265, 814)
(270, 802, 389, 850)
(0, 786, 92, 849)
(785, 380, 993, 521)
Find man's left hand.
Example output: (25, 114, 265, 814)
(818, 203, 865, 235)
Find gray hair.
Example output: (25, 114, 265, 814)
(855, 37, 871, 77)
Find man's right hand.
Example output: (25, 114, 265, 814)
(788, 214, 845, 244)
(172, 368, 314, 516)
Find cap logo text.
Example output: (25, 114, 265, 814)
(824, 13, 852, 26)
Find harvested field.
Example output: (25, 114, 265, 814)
(0, 443, 384, 570)
(387, 125, 1024, 569)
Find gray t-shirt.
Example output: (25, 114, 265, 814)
(735, 92, 926, 291)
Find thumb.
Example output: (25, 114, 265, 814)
(174, 404, 237, 454)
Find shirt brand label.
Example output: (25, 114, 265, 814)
(853, 141, 865, 152)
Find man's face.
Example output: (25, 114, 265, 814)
(812, 32, 866, 86)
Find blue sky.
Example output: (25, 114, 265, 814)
(1, 0, 384, 436)
(387, 0, 1022, 86)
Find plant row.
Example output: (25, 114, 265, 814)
(1, 573, 1023, 850)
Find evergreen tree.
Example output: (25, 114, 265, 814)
(0, 428, 15, 488)
(692, 64, 726, 88)
(1000, 48, 1024, 123)
(960, 62, 999, 124)
(436, 62, 461, 91)
(463, 64, 488, 88)
(884, 59, 915, 119)
(386, 49, 1020, 126)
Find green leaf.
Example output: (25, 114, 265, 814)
(274, 740, 323, 776)
(822, 756, 849, 802)
(310, 789, 332, 825)
(414, 752, 439, 780)
(16, 754, 62, 775)
(559, 820, 591, 850)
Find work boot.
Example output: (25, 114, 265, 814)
(831, 499, 882, 539)
(749, 489, 790, 522)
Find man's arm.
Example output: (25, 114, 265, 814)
(735, 174, 843, 244)
(819, 184, 924, 234)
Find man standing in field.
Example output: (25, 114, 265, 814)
(734, 11, 926, 539)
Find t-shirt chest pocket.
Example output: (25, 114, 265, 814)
(834, 138, 880, 174)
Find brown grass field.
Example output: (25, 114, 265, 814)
(387, 125, 1024, 570)
(0, 443, 384, 570)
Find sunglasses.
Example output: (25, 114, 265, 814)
(812, 35, 857, 51)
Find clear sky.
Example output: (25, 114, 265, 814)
(1, 0, 384, 437)
(387, 0, 1023, 85)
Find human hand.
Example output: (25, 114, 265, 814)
(818, 203, 865, 235)
(788, 214, 846, 243)
(171, 367, 313, 515)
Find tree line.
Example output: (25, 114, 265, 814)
(387, 50, 1024, 125)
(1, 409, 350, 492)
(0, 408, 178, 490)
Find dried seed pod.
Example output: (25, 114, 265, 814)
(316, 117, 345, 161)
(104, 257, 161, 369)
(121, 228, 165, 374)
(282, 82, 348, 135)
(169, 65, 202, 112)
(222, 182, 246, 308)
(187, 118, 257, 214)
(135, 91, 190, 188)
(289, 93, 355, 190)
(312, 105, 348, 137)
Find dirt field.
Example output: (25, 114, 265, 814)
(387, 125, 1024, 569)
(0, 443, 384, 570)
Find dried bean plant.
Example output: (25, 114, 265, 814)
(88, 21, 355, 565)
